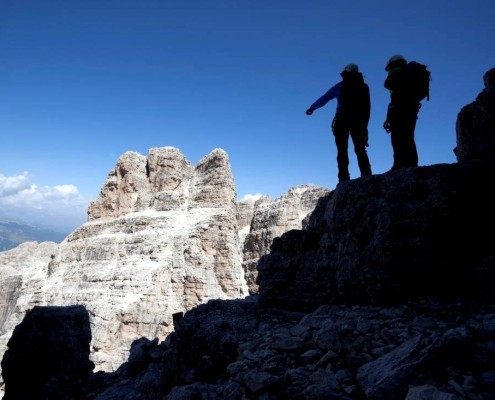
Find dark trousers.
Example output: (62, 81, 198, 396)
(332, 116, 372, 182)
(388, 105, 419, 169)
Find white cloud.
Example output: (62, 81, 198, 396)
(0, 172, 31, 196)
(240, 193, 263, 202)
(0, 172, 88, 232)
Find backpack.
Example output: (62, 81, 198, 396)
(407, 61, 431, 102)
(339, 72, 370, 121)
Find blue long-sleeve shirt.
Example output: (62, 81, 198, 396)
(308, 81, 344, 114)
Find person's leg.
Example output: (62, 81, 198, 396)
(332, 117, 350, 182)
(390, 126, 404, 169)
(390, 108, 414, 170)
(350, 125, 372, 176)
(387, 104, 405, 170)
(402, 111, 419, 167)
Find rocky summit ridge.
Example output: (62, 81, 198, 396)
(1, 68, 495, 400)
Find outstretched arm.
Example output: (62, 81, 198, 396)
(305, 82, 341, 115)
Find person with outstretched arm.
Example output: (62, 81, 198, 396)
(306, 64, 372, 183)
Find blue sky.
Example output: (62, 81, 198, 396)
(0, 0, 493, 232)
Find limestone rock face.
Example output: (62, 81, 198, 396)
(87, 147, 195, 219)
(236, 199, 256, 231)
(455, 67, 495, 162)
(240, 185, 330, 294)
(0, 241, 59, 345)
(0, 147, 248, 376)
(236, 198, 256, 249)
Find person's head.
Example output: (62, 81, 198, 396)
(483, 68, 495, 88)
(385, 54, 407, 71)
(341, 63, 359, 79)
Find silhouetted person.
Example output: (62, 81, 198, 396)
(306, 64, 372, 183)
(383, 54, 420, 170)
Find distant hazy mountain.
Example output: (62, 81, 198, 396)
(0, 221, 68, 251)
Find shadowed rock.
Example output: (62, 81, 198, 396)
(257, 160, 495, 309)
(1, 305, 93, 400)
(455, 67, 495, 162)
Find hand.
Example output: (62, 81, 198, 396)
(305, 109, 313, 115)
(383, 121, 391, 133)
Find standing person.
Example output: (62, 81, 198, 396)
(306, 64, 372, 183)
(383, 54, 420, 170)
